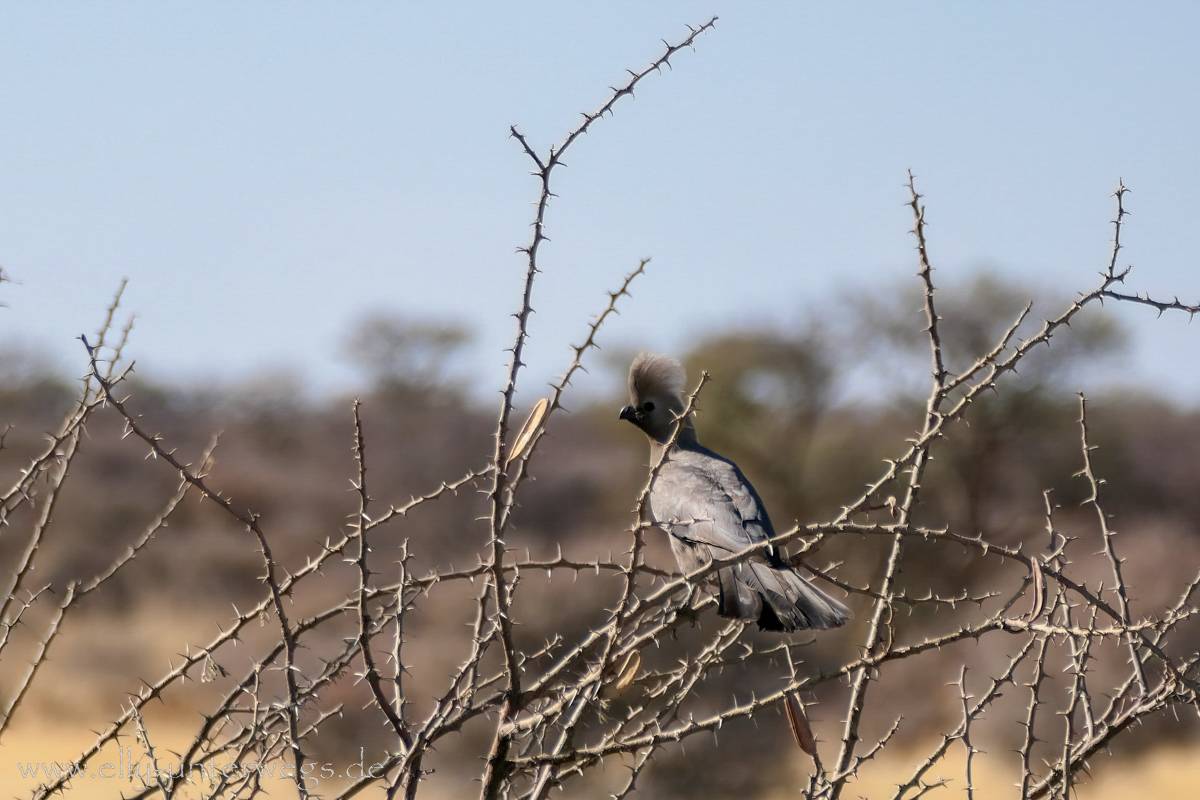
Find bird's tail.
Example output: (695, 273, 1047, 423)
(716, 561, 852, 632)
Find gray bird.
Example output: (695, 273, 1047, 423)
(620, 353, 851, 632)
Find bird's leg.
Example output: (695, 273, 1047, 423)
(663, 581, 702, 628)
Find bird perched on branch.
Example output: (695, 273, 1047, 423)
(620, 353, 851, 632)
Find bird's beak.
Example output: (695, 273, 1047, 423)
(619, 405, 638, 423)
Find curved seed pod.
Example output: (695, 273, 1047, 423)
(785, 692, 816, 759)
(1026, 557, 1045, 623)
(600, 651, 641, 699)
(507, 397, 550, 468)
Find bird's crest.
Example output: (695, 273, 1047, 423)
(628, 353, 686, 404)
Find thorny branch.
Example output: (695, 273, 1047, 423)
(481, 20, 714, 800)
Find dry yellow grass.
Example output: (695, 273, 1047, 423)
(1, 716, 385, 800)
(5, 715, 1199, 800)
(763, 744, 1200, 800)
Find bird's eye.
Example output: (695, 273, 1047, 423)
(643, 402, 655, 412)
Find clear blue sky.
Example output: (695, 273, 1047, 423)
(3, 2, 1199, 405)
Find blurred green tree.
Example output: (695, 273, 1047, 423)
(854, 274, 1125, 536)
(344, 311, 473, 399)
(675, 275, 1128, 612)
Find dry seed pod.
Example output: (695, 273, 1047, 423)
(885, 495, 899, 519)
(507, 397, 550, 468)
(785, 693, 817, 758)
(1025, 557, 1045, 623)
(600, 651, 641, 699)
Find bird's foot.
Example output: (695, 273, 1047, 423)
(663, 599, 700, 628)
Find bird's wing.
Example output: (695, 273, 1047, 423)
(650, 447, 774, 561)
(651, 446, 851, 631)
